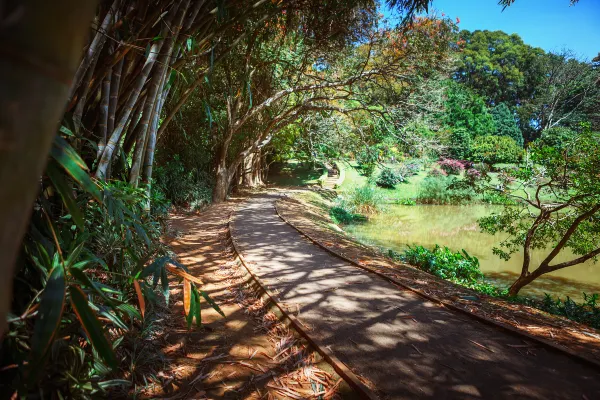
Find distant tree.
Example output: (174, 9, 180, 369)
(537, 126, 577, 152)
(443, 82, 495, 137)
(448, 128, 472, 159)
(517, 51, 600, 140)
(491, 103, 524, 147)
(454, 30, 545, 107)
(471, 135, 522, 164)
(478, 126, 600, 296)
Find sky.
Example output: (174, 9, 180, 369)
(386, 0, 600, 60)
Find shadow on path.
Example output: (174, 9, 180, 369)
(232, 193, 600, 400)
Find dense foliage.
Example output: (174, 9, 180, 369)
(477, 126, 600, 295)
(471, 135, 522, 164)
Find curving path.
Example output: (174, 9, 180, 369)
(231, 193, 600, 399)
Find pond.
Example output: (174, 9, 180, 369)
(344, 204, 600, 301)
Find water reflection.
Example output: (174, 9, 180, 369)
(344, 204, 600, 301)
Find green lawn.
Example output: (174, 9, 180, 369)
(267, 160, 325, 187)
(338, 161, 429, 203)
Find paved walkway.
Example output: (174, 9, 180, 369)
(231, 193, 600, 399)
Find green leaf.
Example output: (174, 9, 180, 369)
(69, 286, 117, 369)
(116, 303, 142, 321)
(69, 268, 118, 306)
(138, 256, 169, 279)
(200, 289, 225, 317)
(51, 136, 102, 202)
(186, 289, 196, 329)
(59, 125, 74, 137)
(204, 102, 213, 129)
(29, 264, 66, 382)
(65, 242, 86, 268)
(194, 290, 202, 327)
(96, 380, 131, 392)
(46, 162, 84, 231)
(161, 264, 170, 306)
(99, 310, 129, 331)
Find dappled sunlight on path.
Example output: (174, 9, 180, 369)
(232, 193, 600, 399)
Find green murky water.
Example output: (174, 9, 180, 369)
(344, 204, 600, 301)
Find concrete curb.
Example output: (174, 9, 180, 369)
(228, 208, 381, 400)
(274, 198, 600, 371)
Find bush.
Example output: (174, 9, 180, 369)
(376, 168, 404, 188)
(401, 245, 483, 283)
(438, 159, 465, 175)
(537, 126, 577, 151)
(330, 206, 367, 225)
(448, 128, 472, 159)
(417, 176, 475, 204)
(154, 156, 212, 209)
(399, 161, 421, 177)
(427, 167, 447, 177)
(471, 135, 522, 164)
(536, 293, 600, 329)
(465, 168, 482, 181)
(337, 185, 384, 215)
(356, 147, 379, 177)
(398, 198, 416, 206)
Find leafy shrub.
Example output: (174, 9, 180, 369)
(401, 245, 486, 283)
(471, 135, 522, 164)
(438, 159, 465, 175)
(376, 168, 404, 188)
(465, 168, 482, 183)
(356, 147, 379, 177)
(417, 176, 475, 204)
(4, 142, 224, 397)
(398, 198, 416, 206)
(537, 126, 577, 151)
(154, 156, 212, 209)
(427, 167, 447, 177)
(399, 161, 421, 177)
(536, 293, 600, 329)
(330, 206, 367, 225)
(448, 127, 472, 159)
(337, 185, 384, 215)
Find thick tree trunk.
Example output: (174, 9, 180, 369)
(0, 0, 97, 336)
(508, 272, 539, 297)
(212, 161, 231, 203)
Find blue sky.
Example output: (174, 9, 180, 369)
(386, 0, 600, 60)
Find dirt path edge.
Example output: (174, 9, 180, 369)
(228, 207, 380, 400)
(273, 197, 600, 371)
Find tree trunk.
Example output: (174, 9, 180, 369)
(0, 0, 97, 336)
(507, 272, 538, 297)
(212, 161, 231, 203)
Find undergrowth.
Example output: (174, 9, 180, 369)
(390, 244, 600, 329)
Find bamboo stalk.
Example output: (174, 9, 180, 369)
(97, 64, 112, 158)
(68, 0, 119, 101)
(73, 41, 104, 131)
(107, 53, 125, 136)
(95, 39, 165, 178)
(142, 0, 192, 190)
